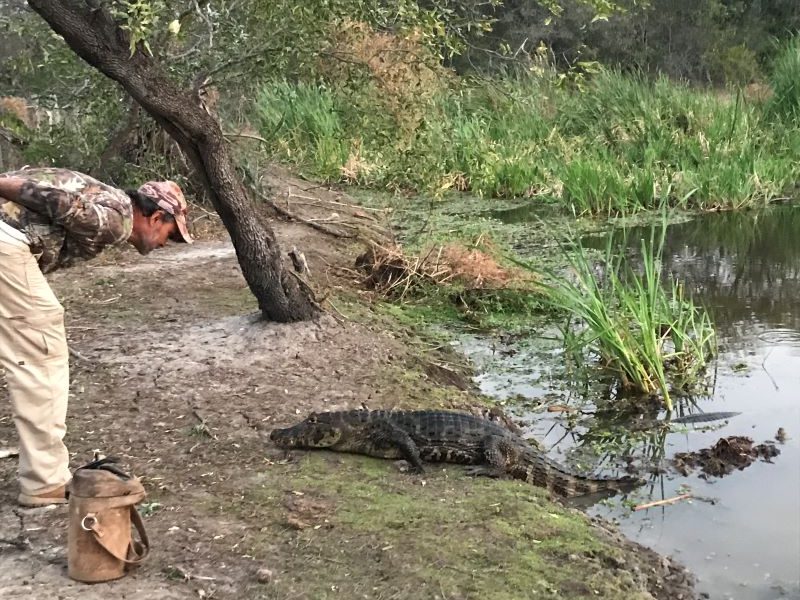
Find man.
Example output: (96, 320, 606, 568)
(0, 167, 192, 507)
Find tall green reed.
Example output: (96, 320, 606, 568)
(255, 80, 349, 178)
(528, 217, 716, 409)
(766, 36, 800, 124)
(253, 46, 799, 214)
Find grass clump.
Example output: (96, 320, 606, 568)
(251, 32, 800, 217)
(255, 80, 350, 179)
(530, 220, 717, 409)
(765, 36, 800, 124)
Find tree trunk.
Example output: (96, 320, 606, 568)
(27, 0, 320, 322)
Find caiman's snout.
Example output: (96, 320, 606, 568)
(269, 414, 342, 449)
(269, 427, 299, 447)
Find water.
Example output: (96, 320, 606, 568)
(454, 205, 800, 599)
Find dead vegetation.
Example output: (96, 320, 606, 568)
(322, 19, 448, 143)
(0, 96, 38, 129)
(354, 238, 535, 298)
(672, 436, 781, 478)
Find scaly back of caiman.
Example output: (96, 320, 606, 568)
(270, 409, 641, 498)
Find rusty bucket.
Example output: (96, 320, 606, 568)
(67, 460, 150, 583)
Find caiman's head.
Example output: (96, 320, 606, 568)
(270, 412, 343, 449)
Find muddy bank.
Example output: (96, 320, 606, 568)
(0, 171, 695, 599)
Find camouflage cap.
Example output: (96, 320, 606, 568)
(137, 180, 193, 243)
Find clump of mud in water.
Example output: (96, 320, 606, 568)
(672, 436, 780, 478)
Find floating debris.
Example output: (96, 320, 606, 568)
(672, 436, 780, 478)
(671, 412, 741, 425)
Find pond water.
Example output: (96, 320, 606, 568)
(454, 204, 800, 600)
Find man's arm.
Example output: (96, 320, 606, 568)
(0, 177, 129, 247)
(0, 177, 25, 204)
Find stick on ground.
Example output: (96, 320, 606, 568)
(0, 447, 20, 460)
(633, 493, 693, 511)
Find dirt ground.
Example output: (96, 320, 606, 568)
(0, 169, 696, 599)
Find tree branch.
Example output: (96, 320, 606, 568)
(26, 0, 321, 322)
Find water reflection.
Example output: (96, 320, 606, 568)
(586, 205, 800, 345)
(458, 204, 800, 600)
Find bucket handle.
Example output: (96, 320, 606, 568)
(83, 506, 150, 565)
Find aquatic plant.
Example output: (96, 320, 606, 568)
(529, 220, 717, 410)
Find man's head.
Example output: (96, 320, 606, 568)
(126, 181, 193, 255)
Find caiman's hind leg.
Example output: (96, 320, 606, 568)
(463, 435, 516, 479)
(368, 419, 426, 474)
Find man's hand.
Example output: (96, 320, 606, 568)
(0, 177, 26, 204)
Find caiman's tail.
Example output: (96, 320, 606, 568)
(518, 452, 643, 498)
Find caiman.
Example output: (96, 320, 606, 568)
(270, 409, 642, 498)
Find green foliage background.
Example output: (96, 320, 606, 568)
(0, 0, 797, 211)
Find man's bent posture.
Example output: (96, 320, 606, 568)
(0, 168, 192, 506)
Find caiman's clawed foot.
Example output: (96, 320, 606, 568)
(394, 460, 426, 475)
(464, 466, 506, 479)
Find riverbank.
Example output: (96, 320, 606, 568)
(0, 168, 695, 600)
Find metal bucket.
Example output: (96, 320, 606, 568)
(67, 465, 149, 583)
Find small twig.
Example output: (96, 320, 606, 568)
(325, 300, 348, 325)
(69, 347, 92, 362)
(192, 213, 212, 225)
(223, 132, 269, 145)
(313, 555, 347, 566)
(189, 202, 219, 221)
(633, 493, 693, 511)
(287, 193, 384, 214)
(253, 188, 356, 239)
(0, 447, 20, 459)
(171, 564, 217, 581)
(191, 408, 217, 440)
(285, 270, 324, 310)
(192, 408, 207, 424)
(760, 346, 780, 392)
(199, 44, 281, 82)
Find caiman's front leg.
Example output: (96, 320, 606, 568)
(464, 435, 515, 478)
(369, 420, 426, 474)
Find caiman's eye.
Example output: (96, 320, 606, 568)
(307, 413, 318, 424)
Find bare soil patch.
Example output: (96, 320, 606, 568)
(1, 169, 696, 599)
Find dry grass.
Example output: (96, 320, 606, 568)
(340, 138, 376, 183)
(0, 96, 35, 128)
(356, 238, 532, 298)
(322, 19, 448, 142)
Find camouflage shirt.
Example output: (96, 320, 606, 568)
(0, 168, 133, 273)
